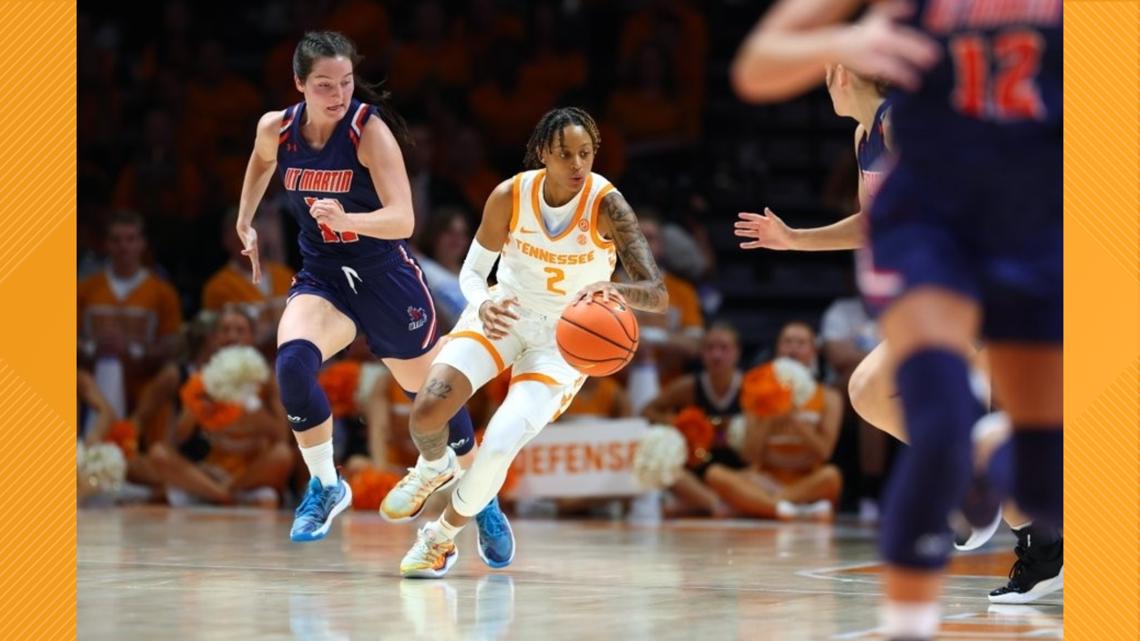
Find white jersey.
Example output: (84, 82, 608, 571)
(495, 169, 618, 318)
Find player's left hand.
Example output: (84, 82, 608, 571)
(574, 282, 628, 306)
(310, 198, 354, 233)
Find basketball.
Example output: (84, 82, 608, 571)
(556, 295, 639, 376)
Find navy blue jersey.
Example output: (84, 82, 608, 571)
(862, 0, 1062, 343)
(857, 98, 892, 201)
(276, 98, 407, 266)
(887, 0, 1062, 160)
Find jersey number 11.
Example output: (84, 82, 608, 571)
(304, 197, 360, 243)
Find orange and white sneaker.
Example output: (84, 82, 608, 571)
(400, 526, 459, 579)
(380, 449, 460, 523)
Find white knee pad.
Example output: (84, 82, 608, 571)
(451, 381, 563, 516)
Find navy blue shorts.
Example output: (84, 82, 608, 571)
(861, 152, 1061, 343)
(288, 246, 439, 360)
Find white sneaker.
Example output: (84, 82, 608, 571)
(380, 449, 460, 523)
(775, 500, 798, 520)
(802, 499, 834, 521)
(400, 525, 459, 579)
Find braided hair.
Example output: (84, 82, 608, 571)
(522, 107, 601, 169)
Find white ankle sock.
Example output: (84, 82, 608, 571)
(418, 449, 453, 475)
(429, 515, 464, 541)
(299, 440, 338, 487)
(882, 601, 940, 639)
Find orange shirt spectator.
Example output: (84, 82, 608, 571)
(664, 272, 704, 339)
(202, 264, 293, 312)
(185, 42, 264, 152)
(606, 44, 688, 144)
(560, 377, 632, 420)
(78, 213, 182, 360)
(112, 111, 203, 220)
(388, 2, 471, 95)
(203, 209, 295, 346)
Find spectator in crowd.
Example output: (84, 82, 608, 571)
(388, 0, 472, 97)
(606, 43, 688, 146)
(617, 0, 707, 139)
(414, 207, 473, 330)
(519, 2, 587, 104)
(642, 322, 743, 517)
(704, 321, 844, 520)
(144, 307, 293, 508)
(201, 207, 295, 349)
(622, 209, 704, 411)
(406, 122, 466, 235)
(78, 212, 183, 422)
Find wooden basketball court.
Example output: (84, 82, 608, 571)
(78, 508, 1061, 640)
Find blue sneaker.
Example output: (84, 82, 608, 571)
(474, 497, 515, 568)
(290, 477, 353, 542)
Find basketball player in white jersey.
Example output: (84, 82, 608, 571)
(383, 107, 669, 577)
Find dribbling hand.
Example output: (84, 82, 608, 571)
(236, 224, 261, 284)
(735, 208, 794, 250)
(479, 297, 520, 340)
(574, 282, 628, 306)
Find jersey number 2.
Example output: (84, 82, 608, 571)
(950, 30, 1045, 121)
(303, 197, 359, 243)
(544, 267, 566, 295)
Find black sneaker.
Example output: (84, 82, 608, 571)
(989, 534, 1063, 604)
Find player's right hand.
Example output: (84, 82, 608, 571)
(735, 208, 794, 250)
(479, 297, 520, 340)
(236, 224, 262, 284)
(834, 0, 941, 92)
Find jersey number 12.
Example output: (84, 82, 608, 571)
(950, 29, 1046, 121)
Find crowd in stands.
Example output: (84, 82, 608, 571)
(79, 0, 895, 522)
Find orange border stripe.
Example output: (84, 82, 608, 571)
(449, 330, 506, 372)
(510, 372, 561, 386)
(2, 2, 75, 641)
(590, 183, 616, 249)
(1065, 3, 1139, 639)
(509, 172, 523, 233)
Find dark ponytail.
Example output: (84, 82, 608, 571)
(293, 30, 410, 145)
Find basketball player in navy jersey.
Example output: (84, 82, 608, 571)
(235, 32, 511, 559)
(732, 2, 1062, 639)
(736, 58, 1062, 605)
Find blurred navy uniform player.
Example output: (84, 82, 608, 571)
(731, 2, 1061, 639)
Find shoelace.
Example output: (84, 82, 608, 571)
(296, 485, 328, 522)
(296, 484, 332, 523)
(1007, 544, 1031, 582)
(413, 530, 446, 560)
(393, 468, 425, 491)
(477, 507, 507, 538)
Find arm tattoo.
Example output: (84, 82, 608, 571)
(601, 192, 669, 312)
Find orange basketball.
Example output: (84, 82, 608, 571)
(556, 295, 639, 376)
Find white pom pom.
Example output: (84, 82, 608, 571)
(725, 414, 748, 453)
(771, 357, 818, 408)
(632, 425, 687, 489)
(202, 346, 270, 405)
(78, 443, 127, 494)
